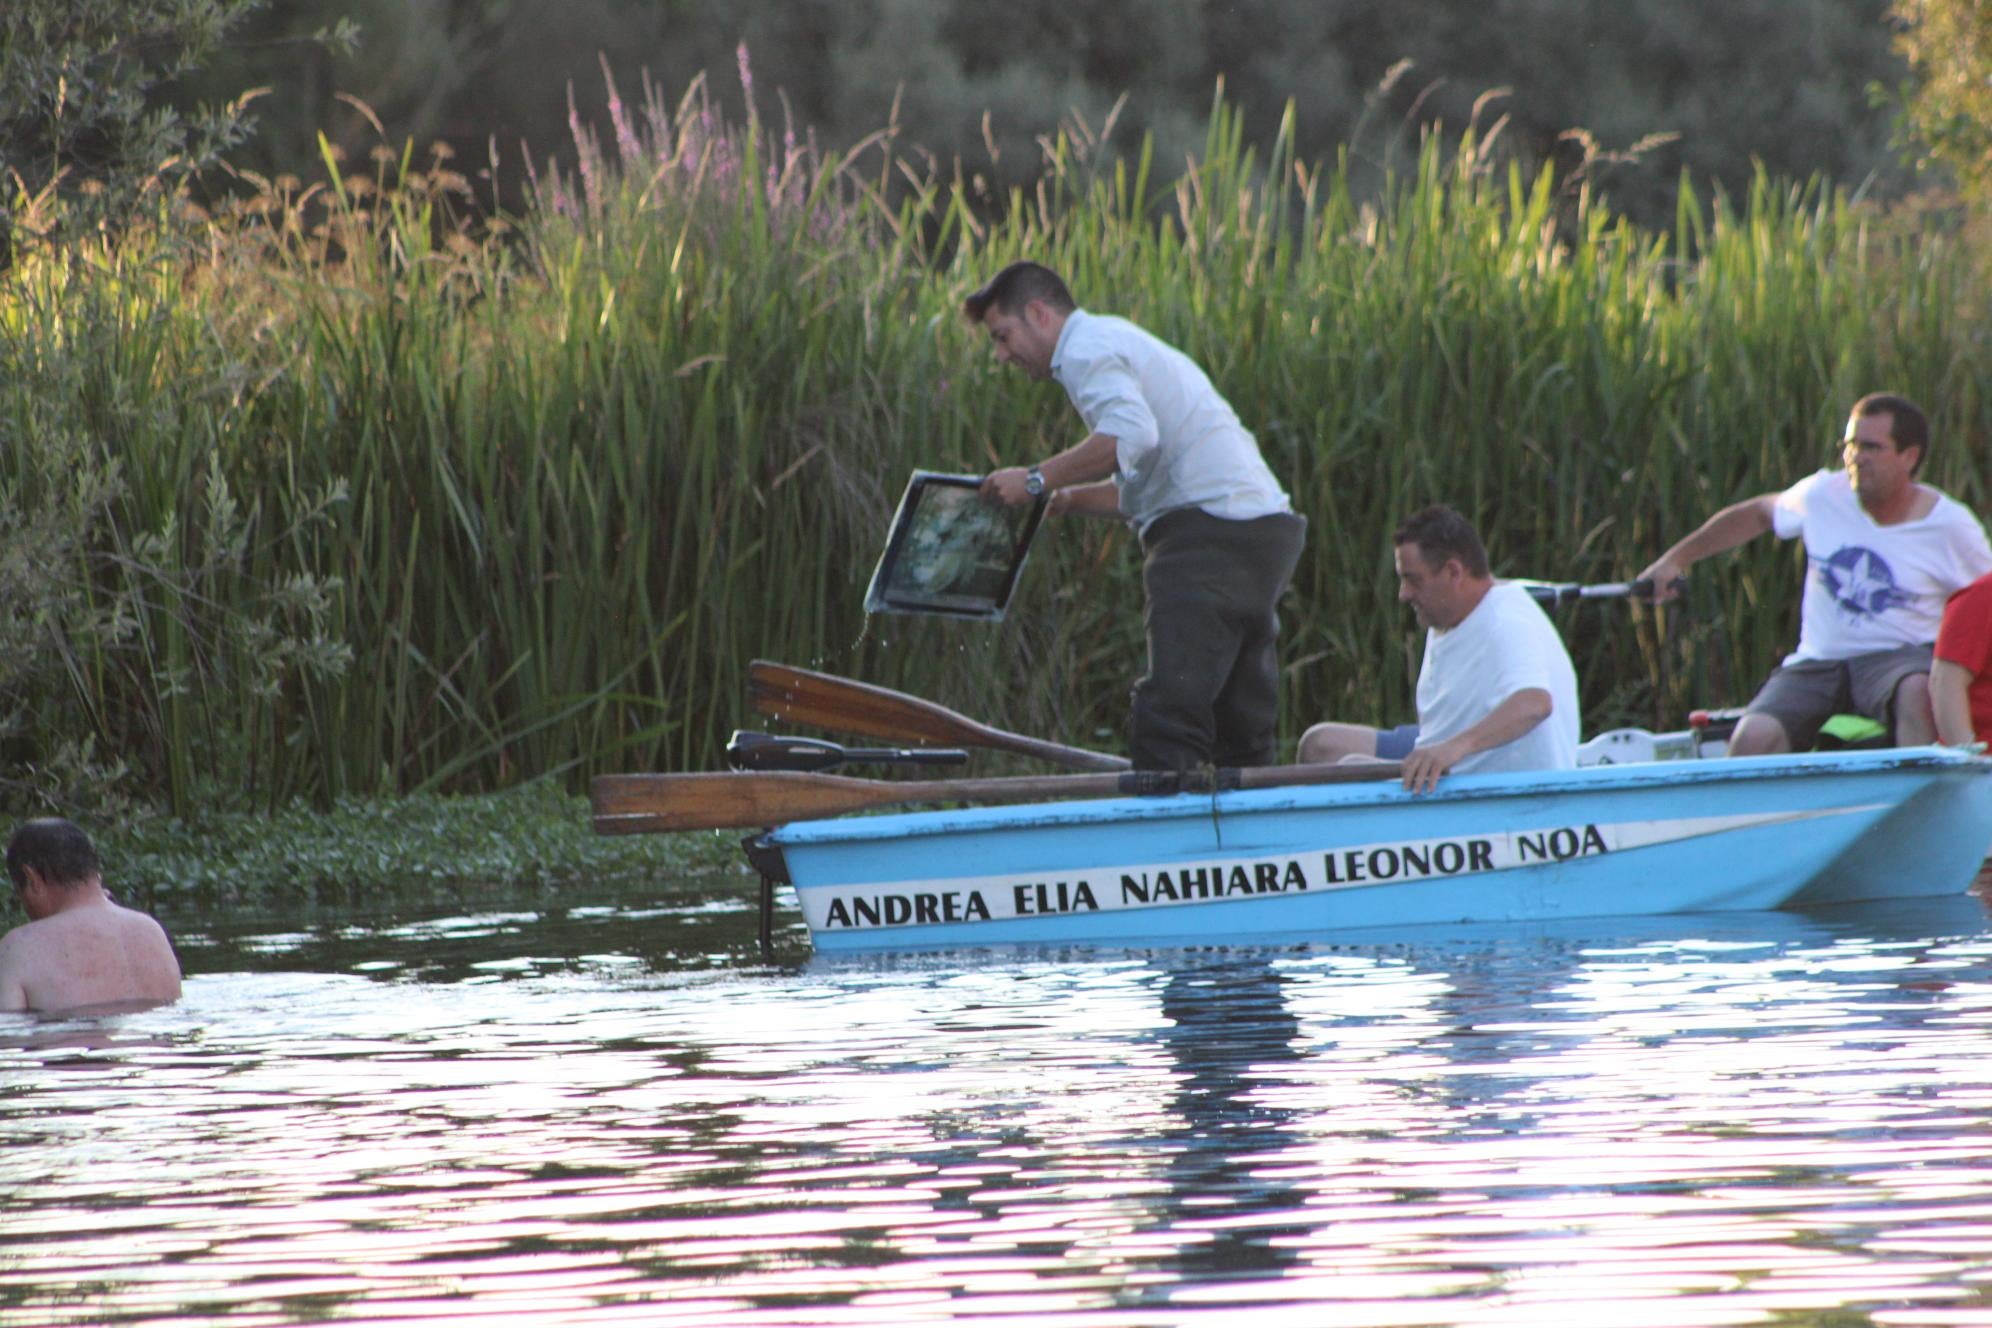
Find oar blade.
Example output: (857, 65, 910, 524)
(749, 660, 975, 748)
(748, 659, 1132, 771)
(591, 771, 904, 833)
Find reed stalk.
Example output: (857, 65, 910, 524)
(1, 71, 1982, 812)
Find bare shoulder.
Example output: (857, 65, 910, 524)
(0, 917, 45, 964)
(0, 919, 48, 1010)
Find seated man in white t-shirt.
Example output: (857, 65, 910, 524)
(1636, 392, 1992, 755)
(1298, 505, 1580, 794)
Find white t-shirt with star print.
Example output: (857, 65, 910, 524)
(1772, 469, 1992, 664)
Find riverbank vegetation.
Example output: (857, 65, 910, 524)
(4, 16, 1992, 893)
(96, 783, 743, 911)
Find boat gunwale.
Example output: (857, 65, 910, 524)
(764, 747, 1990, 847)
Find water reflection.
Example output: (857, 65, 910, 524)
(1138, 954, 1308, 1292)
(2, 884, 1991, 1325)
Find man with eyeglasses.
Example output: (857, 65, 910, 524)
(1637, 393, 1992, 755)
(1, 818, 181, 1013)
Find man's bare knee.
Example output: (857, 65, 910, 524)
(1298, 722, 1377, 765)
(1728, 714, 1791, 756)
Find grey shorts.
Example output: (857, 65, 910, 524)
(1376, 722, 1421, 760)
(1743, 643, 1934, 749)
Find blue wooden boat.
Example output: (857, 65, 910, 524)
(747, 747, 1992, 953)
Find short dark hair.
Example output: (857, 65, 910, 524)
(7, 818, 101, 892)
(1393, 504, 1491, 579)
(1852, 392, 1929, 472)
(961, 261, 1076, 323)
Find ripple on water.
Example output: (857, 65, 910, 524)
(2, 891, 1992, 1324)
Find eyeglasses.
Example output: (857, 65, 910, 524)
(1842, 435, 1898, 455)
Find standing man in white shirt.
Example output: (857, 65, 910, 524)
(1637, 393, 1992, 754)
(1297, 505, 1580, 794)
(967, 261, 1306, 773)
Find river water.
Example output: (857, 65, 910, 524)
(6, 872, 1992, 1326)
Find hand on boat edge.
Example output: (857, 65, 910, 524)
(1400, 739, 1467, 795)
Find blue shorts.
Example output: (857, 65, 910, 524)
(1376, 723, 1420, 760)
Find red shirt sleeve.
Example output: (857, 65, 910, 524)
(1936, 576, 1992, 672)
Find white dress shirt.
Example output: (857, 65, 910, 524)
(1050, 310, 1290, 535)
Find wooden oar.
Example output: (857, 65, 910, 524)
(747, 659, 1132, 772)
(591, 761, 1407, 834)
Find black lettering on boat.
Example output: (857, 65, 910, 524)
(1469, 840, 1494, 871)
(1016, 881, 1101, 915)
(1401, 843, 1430, 876)
(1226, 865, 1252, 895)
(884, 896, 913, 925)
(852, 896, 883, 927)
(1284, 860, 1307, 891)
(1433, 842, 1464, 874)
(827, 898, 852, 928)
(963, 892, 991, 921)
(1368, 847, 1400, 880)
(1255, 862, 1280, 892)
(1121, 874, 1150, 904)
(1517, 825, 1609, 864)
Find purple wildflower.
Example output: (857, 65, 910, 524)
(567, 84, 601, 216)
(600, 56, 641, 169)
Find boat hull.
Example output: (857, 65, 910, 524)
(760, 749, 1992, 952)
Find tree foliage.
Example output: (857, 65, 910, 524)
(0, 0, 355, 258)
(1890, 0, 1992, 206)
(180, 0, 1907, 231)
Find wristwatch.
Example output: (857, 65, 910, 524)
(1024, 467, 1046, 497)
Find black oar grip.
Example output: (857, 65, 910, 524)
(726, 730, 969, 772)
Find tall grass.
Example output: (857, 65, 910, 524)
(1, 70, 1983, 813)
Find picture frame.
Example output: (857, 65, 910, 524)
(863, 471, 1047, 621)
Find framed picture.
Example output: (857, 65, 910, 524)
(863, 471, 1047, 620)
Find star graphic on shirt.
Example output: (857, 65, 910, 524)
(1817, 546, 1909, 619)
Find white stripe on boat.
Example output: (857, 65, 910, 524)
(801, 803, 1888, 934)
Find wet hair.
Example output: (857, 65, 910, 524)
(1852, 392, 1929, 473)
(961, 261, 1076, 323)
(1393, 504, 1491, 579)
(6, 818, 101, 892)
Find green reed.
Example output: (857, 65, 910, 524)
(1, 72, 1982, 813)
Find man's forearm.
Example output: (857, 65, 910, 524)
(1931, 658, 1978, 746)
(1054, 481, 1123, 519)
(1658, 498, 1776, 571)
(1401, 689, 1554, 794)
(1039, 432, 1120, 490)
(1441, 688, 1553, 760)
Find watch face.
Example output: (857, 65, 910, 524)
(1026, 470, 1044, 495)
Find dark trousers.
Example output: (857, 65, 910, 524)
(1132, 508, 1308, 771)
